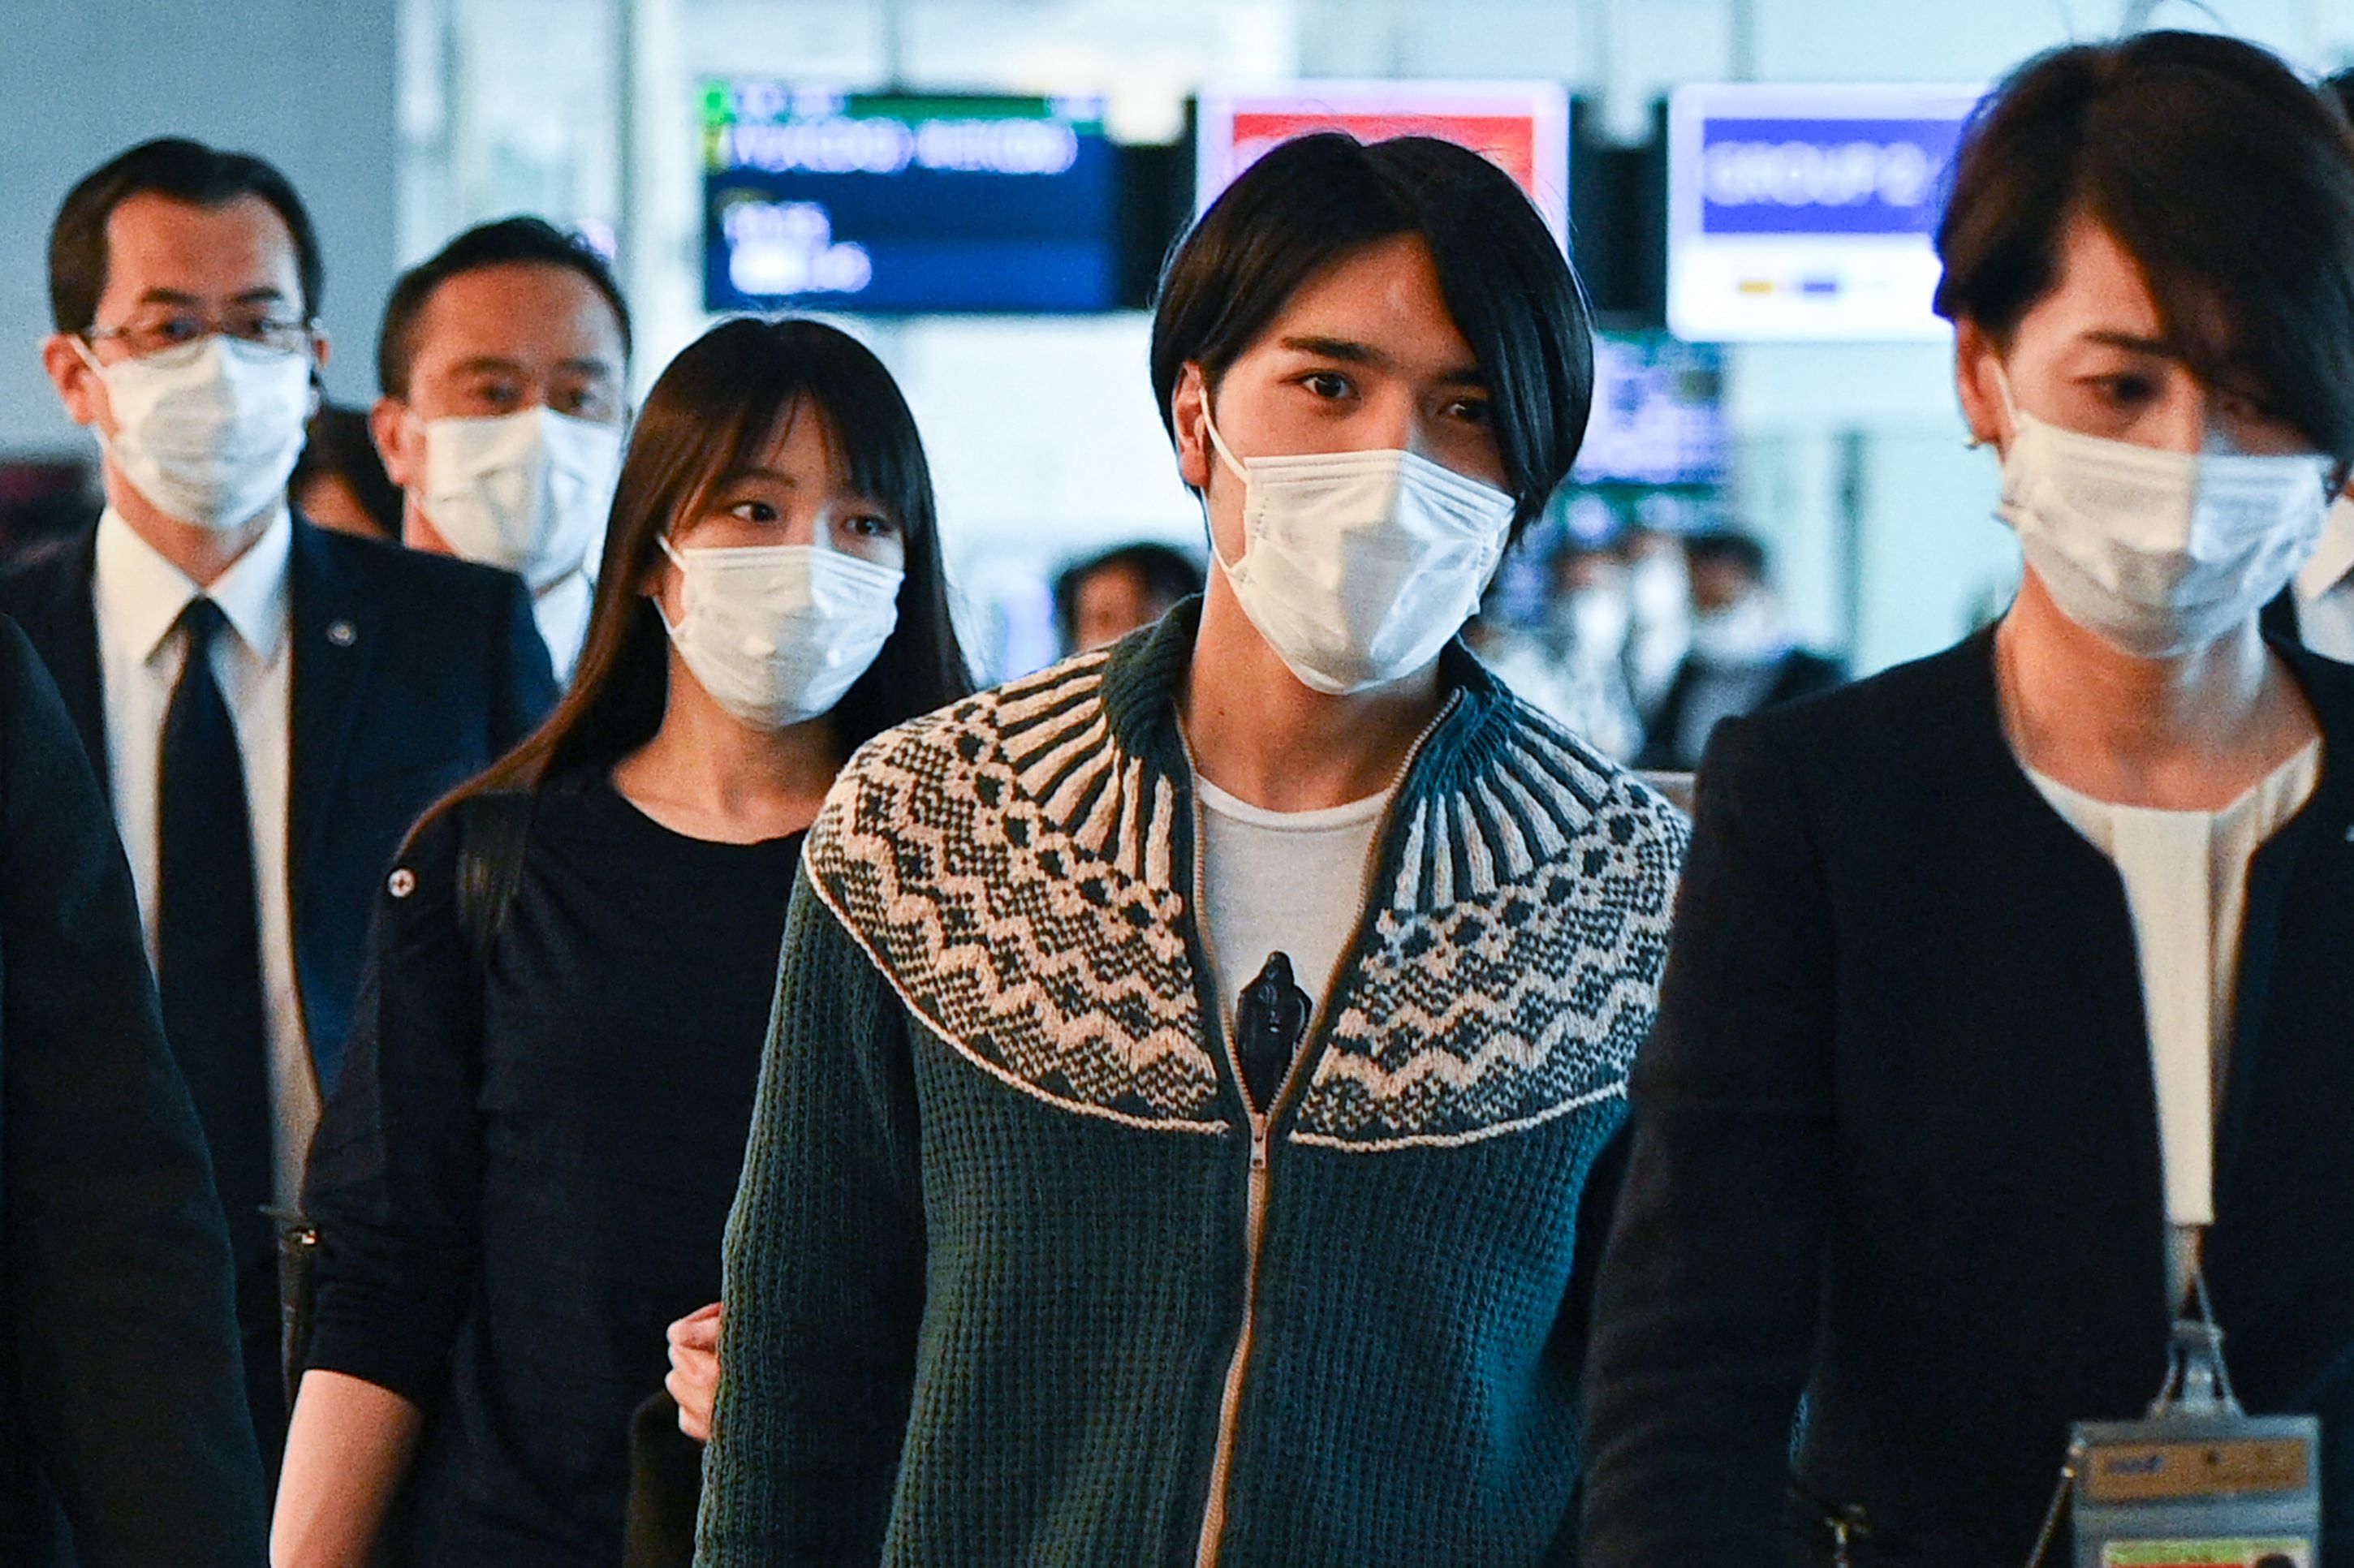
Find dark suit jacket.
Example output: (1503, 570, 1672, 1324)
(1636, 646, 1847, 771)
(0, 516, 558, 1101)
(1584, 628, 2354, 1568)
(0, 614, 267, 1567)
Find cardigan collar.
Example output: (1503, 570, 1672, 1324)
(1096, 596, 1517, 811)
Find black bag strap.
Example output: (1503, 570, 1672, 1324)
(453, 790, 535, 984)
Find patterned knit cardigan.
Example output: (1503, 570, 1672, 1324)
(696, 605, 1689, 1568)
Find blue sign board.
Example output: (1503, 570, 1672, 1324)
(1697, 115, 1969, 237)
(1667, 83, 1984, 341)
(701, 85, 1123, 315)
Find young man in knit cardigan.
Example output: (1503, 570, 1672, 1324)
(693, 132, 1689, 1567)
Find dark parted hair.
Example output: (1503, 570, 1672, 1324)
(451, 317, 971, 803)
(1681, 527, 1768, 582)
(1149, 132, 1593, 538)
(377, 216, 633, 398)
(50, 137, 324, 332)
(291, 405, 403, 537)
(1053, 541, 1205, 648)
(1934, 31, 2354, 466)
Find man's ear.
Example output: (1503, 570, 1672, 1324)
(370, 395, 422, 491)
(1171, 363, 1213, 493)
(41, 334, 106, 429)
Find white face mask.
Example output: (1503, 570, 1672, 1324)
(1552, 584, 1631, 658)
(1627, 550, 1690, 630)
(655, 536, 903, 730)
(1992, 365, 2332, 658)
(1687, 592, 1788, 666)
(418, 407, 623, 591)
(1202, 413, 1514, 696)
(76, 335, 312, 532)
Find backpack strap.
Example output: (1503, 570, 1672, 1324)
(454, 790, 535, 984)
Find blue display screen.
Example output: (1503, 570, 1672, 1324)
(1571, 334, 1726, 488)
(1697, 114, 1968, 237)
(702, 85, 1122, 315)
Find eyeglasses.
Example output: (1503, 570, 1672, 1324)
(84, 309, 316, 360)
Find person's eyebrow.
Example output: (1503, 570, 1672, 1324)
(1280, 334, 1385, 366)
(2079, 329, 2177, 357)
(1278, 334, 1487, 386)
(449, 355, 529, 377)
(557, 355, 622, 380)
(132, 285, 290, 308)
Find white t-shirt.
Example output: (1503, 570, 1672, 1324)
(1194, 773, 1390, 1035)
(2027, 740, 2319, 1296)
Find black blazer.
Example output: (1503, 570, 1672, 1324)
(1583, 629, 2354, 1568)
(1637, 646, 1847, 771)
(0, 517, 558, 1096)
(0, 615, 266, 1566)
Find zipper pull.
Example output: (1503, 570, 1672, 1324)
(1235, 953, 1311, 1116)
(1249, 1128, 1269, 1172)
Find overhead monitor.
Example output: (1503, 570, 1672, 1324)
(1196, 80, 1571, 244)
(701, 84, 1123, 314)
(1666, 82, 1983, 341)
(1571, 332, 1727, 489)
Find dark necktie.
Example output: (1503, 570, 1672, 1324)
(156, 597, 273, 1259)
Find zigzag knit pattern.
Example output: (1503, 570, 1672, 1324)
(805, 644, 1687, 1147)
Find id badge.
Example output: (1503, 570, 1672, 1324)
(2068, 1412, 2320, 1568)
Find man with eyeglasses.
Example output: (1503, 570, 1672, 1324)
(0, 137, 558, 1484)
(370, 216, 632, 682)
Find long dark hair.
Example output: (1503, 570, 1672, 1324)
(451, 316, 971, 805)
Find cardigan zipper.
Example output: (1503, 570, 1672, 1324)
(1184, 693, 1458, 1568)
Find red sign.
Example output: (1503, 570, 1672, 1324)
(1198, 83, 1571, 242)
(1226, 110, 1541, 192)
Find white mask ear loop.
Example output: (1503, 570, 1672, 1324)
(1987, 356, 2024, 444)
(651, 534, 688, 636)
(1198, 408, 1253, 577)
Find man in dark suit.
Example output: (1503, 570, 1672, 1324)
(6, 137, 557, 1478)
(0, 611, 268, 1565)
(1637, 527, 1845, 770)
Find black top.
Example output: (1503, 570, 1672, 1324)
(1636, 645, 1847, 771)
(0, 614, 266, 1567)
(1582, 628, 2354, 1568)
(304, 771, 800, 1566)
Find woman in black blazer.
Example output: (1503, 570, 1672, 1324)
(1582, 33, 2354, 1568)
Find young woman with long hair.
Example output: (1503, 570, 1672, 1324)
(269, 317, 969, 1566)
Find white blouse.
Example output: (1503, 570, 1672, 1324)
(2026, 742, 2319, 1294)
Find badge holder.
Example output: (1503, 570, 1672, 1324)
(2052, 1279, 2320, 1568)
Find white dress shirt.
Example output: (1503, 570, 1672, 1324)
(94, 505, 317, 1207)
(533, 568, 593, 683)
(2294, 496, 2354, 662)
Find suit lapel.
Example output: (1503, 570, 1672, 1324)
(11, 534, 109, 792)
(1947, 631, 2175, 1303)
(286, 521, 377, 908)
